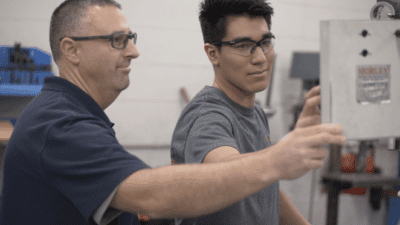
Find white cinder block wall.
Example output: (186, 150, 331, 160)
(2, 1, 398, 224)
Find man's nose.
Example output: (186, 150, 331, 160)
(125, 38, 140, 59)
(250, 45, 268, 64)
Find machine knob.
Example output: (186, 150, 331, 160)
(370, 1, 396, 20)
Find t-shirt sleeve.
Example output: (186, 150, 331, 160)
(40, 116, 149, 222)
(185, 112, 238, 163)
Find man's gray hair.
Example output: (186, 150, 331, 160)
(49, 0, 121, 63)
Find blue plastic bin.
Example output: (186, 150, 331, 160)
(14, 71, 27, 84)
(32, 71, 53, 85)
(0, 46, 10, 69)
(0, 71, 11, 84)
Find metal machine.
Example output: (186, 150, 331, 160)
(320, 1, 400, 224)
(320, 21, 399, 140)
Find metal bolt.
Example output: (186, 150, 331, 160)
(361, 30, 369, 38)
(361, 50, 369, 57)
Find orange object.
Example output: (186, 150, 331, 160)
(342, 187, 367, 195)
(341, 153, 356, 173)
(340, 153, 374, 195)
(322, 152, 377, 195)
(366, 156, 375, 174)
(138, 214, 150, 221)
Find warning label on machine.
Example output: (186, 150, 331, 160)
(356, 64, 391, 104)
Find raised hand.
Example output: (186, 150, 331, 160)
(296, 86, 321, 128)
(271, 123, 345, 180)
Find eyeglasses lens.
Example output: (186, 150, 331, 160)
(112, 33, 137, 49)
(229, 38, 274, 56)
(112, 33, 128, 49)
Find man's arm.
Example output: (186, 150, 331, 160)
(111, 151, 280, 219)
(203, 145, 245, 163)
(202, 86, 334, 225)
(0, 121, 13, 143)
(279, 189, 310, 225)
(110, 123, 345, 219)
(278, 85, 321, 225)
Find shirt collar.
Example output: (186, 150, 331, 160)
(41, 76, 114, 128)
(205, 85, 255, 116)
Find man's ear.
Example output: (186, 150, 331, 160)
(204, 43, 219, 67)
(59, 38, 80, 65)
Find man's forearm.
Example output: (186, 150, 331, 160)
(111, 151, 280, 219)
(279, 189, 310, 225)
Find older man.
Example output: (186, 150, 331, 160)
(0, 0, 345, 225)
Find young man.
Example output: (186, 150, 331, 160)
(171, 0, 341, 224)
(0, 0, 345, 225)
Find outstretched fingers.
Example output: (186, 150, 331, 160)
(296, 86, 322, 129)
(307, 131, 346, 147)
(300, 95, 321, 117)
(294, 123, 343, 137)
(294, 123, 345, 147)
(304, 85, 321, 100)
(295, 115, 321, 128)
(305, 146, 329, 170)
(310, 147, 329, 160)
(307, 159, 325, 169)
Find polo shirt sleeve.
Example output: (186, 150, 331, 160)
(40, 114, 149, 222)
(92, 185, 122, 225)
(185, 112, 238, 163)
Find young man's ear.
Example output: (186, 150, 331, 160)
(59, 38, 80, 65)
(204, 43, 219, 67)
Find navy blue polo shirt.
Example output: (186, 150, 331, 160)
(0, 76, 148, 224)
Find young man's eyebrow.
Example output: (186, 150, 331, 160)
(230, 37, 253, 42)
(231, 32, 274, 42)
(262, 32, 274, 39)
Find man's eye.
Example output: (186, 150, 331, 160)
(113, 35, 125, 43)
(234, 42, 251, 49)
(261, 40, 271, 46)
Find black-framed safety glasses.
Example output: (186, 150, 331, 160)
(211, 34, 275, 56)
(59, 32, 137, 49)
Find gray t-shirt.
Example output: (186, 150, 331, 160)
(171, 86, 279, 225)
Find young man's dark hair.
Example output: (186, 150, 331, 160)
(49, 0, 121, 63)
(199, 0, 274, 46)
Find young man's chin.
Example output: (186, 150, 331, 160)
(253, 82, 270, 93)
